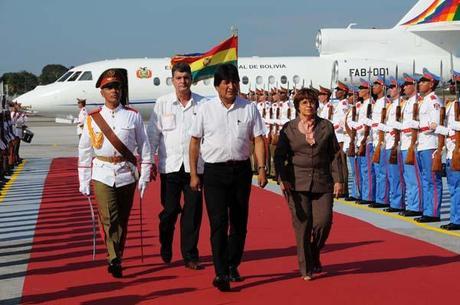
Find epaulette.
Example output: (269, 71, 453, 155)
(124, 106, 139, 113)
(88, 107, 102, 116)
(431, 95, 437, 100)
(356, 103, 362, 108)
(342, 101, 348, 106)
(385, 97, 391, 104)
(417, 96, 423, 102)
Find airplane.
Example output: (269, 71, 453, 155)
(14, 0, 460, 119)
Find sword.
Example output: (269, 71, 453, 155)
(86, 195, 96, 261)
(139, 191, 144, 263)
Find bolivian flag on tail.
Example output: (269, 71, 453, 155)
(170, 35, 238, 82)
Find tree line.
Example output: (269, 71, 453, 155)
(0, 64, 70, 96)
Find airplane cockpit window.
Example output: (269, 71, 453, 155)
(153, 77, 160, 86)
(68, 71, 82, 82)
(256, 76, 263, 85)
(166, 77, 172, 86)
(280, 75, 287, 84)
(241, 76, 249, 85)
(57, 71, 73, 82)
(79, 71, 93, 81)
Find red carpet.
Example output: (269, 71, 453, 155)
(21, 158, 460, 305)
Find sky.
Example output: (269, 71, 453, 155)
(0, 0, 417, 75)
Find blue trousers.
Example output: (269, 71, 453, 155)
(401, 150, 423, 212)
(417, 149, 443, 217)
(374, 148, 389, 204)
(386, 149, 405, 209)
(446, 159, 460, 224)
(357, 144, 375, 202)
(348, 156, 361, 200)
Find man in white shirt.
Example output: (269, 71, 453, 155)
(78, 69, 152, 278)
(147, 62, 206, 270)
(189, 64, 267, 292)
(77, 98, 87, 139)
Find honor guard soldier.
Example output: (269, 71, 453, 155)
(382, 77, 406, 212)
(268, 91, 281, 177)
(147, 62, 207, 269)
(10, 102, 27, 165)
(317, 86, 332, 119)
(399, 73, 424, 217)
(77, 98, 87, 140)
(350, 79, 376, 204)
(189, 64, 267, 292)
(278, 85, 291, 124)
(436, 73, 460, 230)
(344, 86, 361, 201)
(78, 69, 152, 278)
(369, 77, 390, 208)
(413, 69, 443, 223)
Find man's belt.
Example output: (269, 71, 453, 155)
(96, 156, 127, 163)
(402, 126, 430, 134)
(208, 159, 249, 166)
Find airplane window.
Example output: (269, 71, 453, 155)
(79, 71, 93, 81)
(203, 79, 210, 86)
(68, 71, 82, 82)
(268, 75, 275, 85)
(242, 76, 249, 85)
(57, 71, 73, 82)
(280, 75, 287, 84)
(153, 77, 160, 86)
(256, 76, 263, 85)
(293, 75, 300, 85)
(166, 77, 172, 86)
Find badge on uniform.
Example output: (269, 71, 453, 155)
(434, 103, 440, 110)
(161, 113, 176, 131)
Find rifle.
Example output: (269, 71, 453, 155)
(346, 105, 357, 157)
(405, 102, 419, 165)
(389, 102, 402, 164)
(372, 107, 387, 163)
(452, 101, 460, 170)
(327, 103, 333, 121)
(432, 106, 446, 172)
(358, 102, 372, 156)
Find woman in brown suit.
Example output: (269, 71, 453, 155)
(274, 88, 343, 280)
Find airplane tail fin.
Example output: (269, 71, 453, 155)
(396, 0, 460, 28)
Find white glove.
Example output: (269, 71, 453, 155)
(390, 121, 403, 130)
(435, 125, 450, 136)
(451, 121, 460, 131)
(407, 120, 419, 129)
(79, 183, 90, 196)
(377, 123, 388, 132)
(138, 181, 148, 198)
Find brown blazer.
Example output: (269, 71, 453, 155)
(274, 116, 343, 193)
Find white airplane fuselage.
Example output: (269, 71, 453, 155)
(14, 0, 460, 119)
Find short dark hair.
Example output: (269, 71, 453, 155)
(171, 62, 192, 77)
(214, 64, 240, 87)
(293, 88, 319, 113)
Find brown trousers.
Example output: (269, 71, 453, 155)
(93, 181, 136, 263)
(287, 191, 333, 276)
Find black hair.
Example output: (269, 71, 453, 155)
(171, 62, 192, 77)
(293, 88, 319, 113)
(213, 64, 240, 87)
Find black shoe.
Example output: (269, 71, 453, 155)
(415, 216, 441, 223)
(344, 196, 357, 202)
(229, 266, 243, 282)
(213, 275, 231, 292)
(384, 207, 404, 213)
(355, 200, 367, 205)
(107, 258, 122, 278)
(160, 246, 172, 264)
(313, 259, 322, 273)
(368, 202, 389, 208)
(399, 210, 423, 217)
(185, 261, 204, 270)
(440, 223, 460, 230)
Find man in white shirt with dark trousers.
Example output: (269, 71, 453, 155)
(147, 62, 207, 270)
(189, 63, 268, 292)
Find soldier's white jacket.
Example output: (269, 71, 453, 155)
(332, 99, 349, 143)
(278, 101, 291, 124)
(351, 98, 374, 146)
(418, 91, 442, 151)
(400, 94, 417, 151)
(78, 104, 152, 189)
(384, 98, 403, 150)
(77, 107, 87, 136)
(318, 101, 331, 120)
(372, 96, 390, 147)
(435, 100, 460, 160)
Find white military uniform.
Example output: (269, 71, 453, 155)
(78, 104, 152, 190)
(351, 98, 374, 146)
(400, 94, 418, 151)
(332, 99, 349, 144)
(11, 110, 27, 138)
(318, 101, 332, 120)
(77, 107, 87, 136)
(417, 91, 442, 151)
(147, 92, 206, 174)
(384, 98, 403, 150)
(372, 96, 390, 147)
